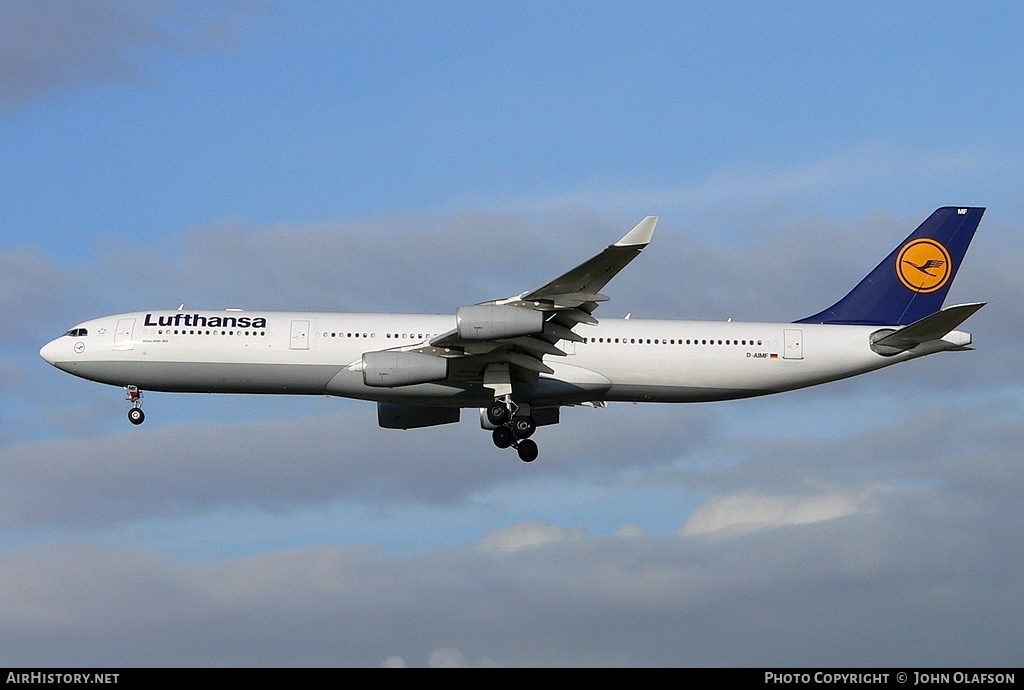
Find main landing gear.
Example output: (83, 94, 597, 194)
(125, 385, 145, 425)
(488, 399, 539, 463)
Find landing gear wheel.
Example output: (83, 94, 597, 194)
(492, 426, 514, 449)
(516, 439, 538, 463)
(511, 416, 536, 439)
(124, 386, 144, 425)
(487, 401, 511, 426)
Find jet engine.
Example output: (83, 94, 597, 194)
(362, 351, 448, 387)
(456, 305, 544, 340)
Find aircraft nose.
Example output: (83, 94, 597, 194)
(39, 339, 59, 365)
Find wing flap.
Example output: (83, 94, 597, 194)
(504, 336, 568, 357)
(503, 351, 555, 374)
(552, 308, 599, 327)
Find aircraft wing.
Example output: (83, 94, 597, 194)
(516, 215, 658, 310)
(420, 216, 658, 376)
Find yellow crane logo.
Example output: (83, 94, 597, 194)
(896, 238, 952, 293)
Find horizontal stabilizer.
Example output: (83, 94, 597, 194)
(871, 302, 985, 351)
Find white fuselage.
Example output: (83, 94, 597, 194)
(39, 309, 963, 408)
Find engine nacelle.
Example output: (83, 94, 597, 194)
(456, 304, 544, 340)
(362, 351, 448, 387)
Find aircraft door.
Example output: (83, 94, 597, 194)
(114, 318, 136, 350)
(290, 320, 310, 350)
(783, 328, 803, 360)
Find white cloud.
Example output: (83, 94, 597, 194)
(427, 648, 467, 668)
(615, 523, 647, 538)
(678, 485, 889, 537)
(477, 520, 583, 554)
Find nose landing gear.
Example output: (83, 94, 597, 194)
(125, 386, 145, 425)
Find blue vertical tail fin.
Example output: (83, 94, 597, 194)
(797, 207, 985, 326)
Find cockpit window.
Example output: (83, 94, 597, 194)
(64, 328, 88, 337)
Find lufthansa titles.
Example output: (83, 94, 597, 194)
(144, 313, 268, 329)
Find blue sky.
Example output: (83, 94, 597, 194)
(6, 1, 1023, 252)
(1, 1, 1023, 667)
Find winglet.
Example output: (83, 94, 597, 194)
(614, 216, 658, 247)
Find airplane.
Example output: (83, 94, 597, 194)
(40, 206, 986, 463)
